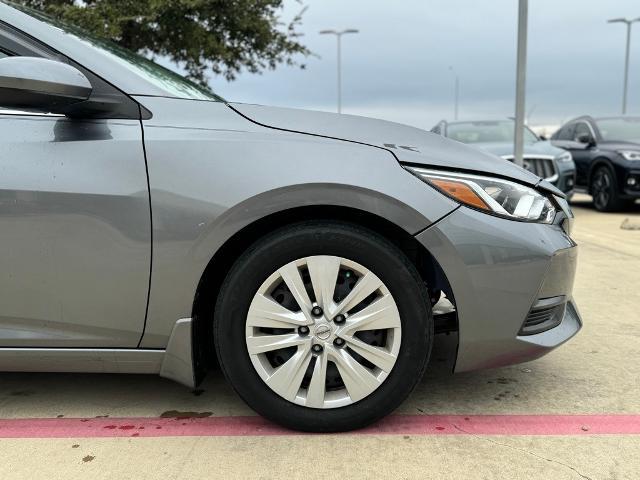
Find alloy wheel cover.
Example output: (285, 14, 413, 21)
(245, 255, 402, 409)
(593, 170, 611, 209)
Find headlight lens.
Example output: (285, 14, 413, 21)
(618, 150, 640, 161)
(556, 151, 573, 163)
(405, 167, 556, 223)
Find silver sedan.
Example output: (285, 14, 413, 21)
(0, 3, 581, 432)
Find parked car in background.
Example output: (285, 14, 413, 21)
(0, 2, 582, 433)
(432, 119, 576, 197)
(551, 116, 640, 211)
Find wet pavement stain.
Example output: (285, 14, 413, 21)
(9, 390, 35, 397)
(160, 410, 212, 419)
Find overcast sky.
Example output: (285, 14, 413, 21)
(211, 0, 640, 129)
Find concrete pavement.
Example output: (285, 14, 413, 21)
(0, 193, 638, 479)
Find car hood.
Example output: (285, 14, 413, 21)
(599, 140, 640, 151)
(230, 103, 543, 187)
(473, 141, 563, 158)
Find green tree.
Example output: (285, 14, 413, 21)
(15, 0, 309, 85)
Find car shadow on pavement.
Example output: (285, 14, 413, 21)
(0, 332, 559, 420)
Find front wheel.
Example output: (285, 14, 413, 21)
(214, 222, 433, 432)
(591, 165, 629, 212)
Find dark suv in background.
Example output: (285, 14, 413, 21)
(551, 116, 640, 211)
(432, 119, 576, 197)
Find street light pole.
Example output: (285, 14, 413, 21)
(513, 0, 528, 168)
(319, 29, 359, 113)
(608, 17, 640, 115)
(449, 66, 459, 120)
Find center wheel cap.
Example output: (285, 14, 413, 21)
(313, 323, 332, 341)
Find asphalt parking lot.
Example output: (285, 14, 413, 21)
(0, 194, 638, 480)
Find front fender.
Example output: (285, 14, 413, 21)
(136, 96, 457, 347)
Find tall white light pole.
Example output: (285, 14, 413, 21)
(608, 17, 640, 115)
(513, 0, 528, 168)
(449, 66, 460, 120)
(319, 29, 359, 113)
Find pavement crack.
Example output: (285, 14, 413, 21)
(451, 424, 593, 480)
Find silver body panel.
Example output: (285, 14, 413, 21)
(0, 348, 164, 374)
(230, 103, 543, 186)
(0, 114, 150, 347)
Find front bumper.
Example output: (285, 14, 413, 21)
(554, 160, 576, 197)
(622, 169, 640, 198)
(416, 203, 581, 372)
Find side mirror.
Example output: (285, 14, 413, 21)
(576, 132, 595, 146)
(0, 57, 92, 115)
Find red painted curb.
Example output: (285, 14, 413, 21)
(0, 414, 639, 438)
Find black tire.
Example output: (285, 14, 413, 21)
(214, 221, 433, 432)
(590, 165, 630, 212)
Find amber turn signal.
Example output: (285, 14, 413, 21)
(429, 178, 490, 211)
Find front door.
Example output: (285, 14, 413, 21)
(0, 39, 151, 348)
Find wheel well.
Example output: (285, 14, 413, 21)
(190, 205, 455, 383)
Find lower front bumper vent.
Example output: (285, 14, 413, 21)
(519, 296, 566, 336)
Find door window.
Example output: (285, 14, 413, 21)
(556, 124, 576, 141)
(573, 123, 593, 142)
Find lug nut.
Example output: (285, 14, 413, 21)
(333, 314, 346, 324)
(333, 338, 345, 348)
(311, 305, 323, 317)
(312, 344, 324, 353)
(298, 326, 309, 335)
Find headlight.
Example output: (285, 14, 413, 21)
(618, 150, 640, 161)
(556, 151, 573, 163)
(405, 167, 556, 223)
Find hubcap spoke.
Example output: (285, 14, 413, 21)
(246, 332, 308, 355)
(332, 271, 383, 317)
(340, 294, 400, 334)
(266, 343, 313, 402)
(246, 293, 310, 329)
(306, 349, 328, 408)
(278, 263, 314, 321)
(330, 348, 382, 402)
(342, 335, 396, 373)
(306, 255, 341, 312)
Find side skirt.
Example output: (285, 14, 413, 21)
(0, 318, 196, 389)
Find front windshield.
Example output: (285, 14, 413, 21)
(596, 118, 640, 143)
(13, 4, 224, 102)
(447, 121, 538, 144)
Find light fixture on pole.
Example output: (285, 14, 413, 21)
(607, 17, 640, 115)
(319, 29, 359, 113)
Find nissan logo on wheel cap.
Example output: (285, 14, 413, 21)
(314, 324, 332, 340)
